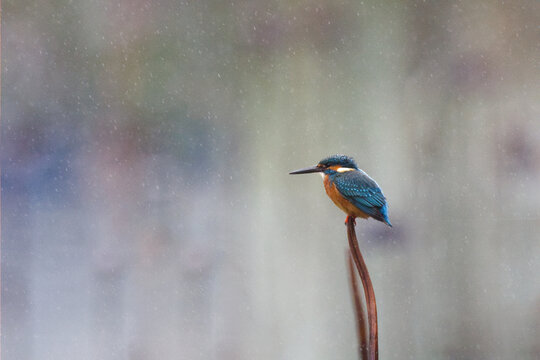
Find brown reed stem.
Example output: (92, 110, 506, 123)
(347, 219, 378, 360)
(347, 249, 369, 360)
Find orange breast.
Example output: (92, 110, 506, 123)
(323, 176, 369, 219)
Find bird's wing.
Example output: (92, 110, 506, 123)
(333, 170, 387, 218)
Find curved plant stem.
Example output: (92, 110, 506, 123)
(347, 250, 368, 360)
(347, 219, 378, 360)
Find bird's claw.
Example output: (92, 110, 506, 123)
(345, 216, 356, 226)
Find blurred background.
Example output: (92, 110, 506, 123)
(2, 0, 540, 359)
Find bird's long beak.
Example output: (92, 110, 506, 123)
(289, 165, 322, 175)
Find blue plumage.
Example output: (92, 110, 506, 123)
(330, 170, 392, 226)
(318, 154, 358, 169)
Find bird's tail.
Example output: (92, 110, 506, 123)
(380, 204, 392, 227)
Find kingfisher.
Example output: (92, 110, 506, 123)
(290, 154, 392, 227)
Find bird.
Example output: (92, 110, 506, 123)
(290, 154, 392, 227)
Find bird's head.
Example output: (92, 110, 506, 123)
(289, 154, 358, 176)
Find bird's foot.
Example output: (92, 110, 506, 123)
(345, 216, 356, 226)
